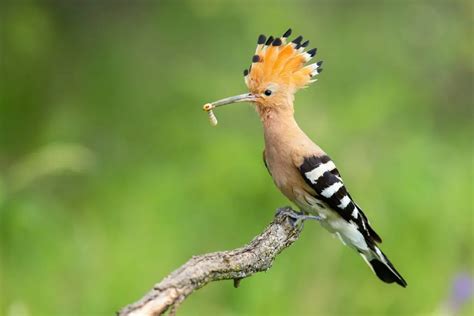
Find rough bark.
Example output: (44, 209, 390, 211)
(117, 207, 304, 316)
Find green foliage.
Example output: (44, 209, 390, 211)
(1, 1, 472, 315)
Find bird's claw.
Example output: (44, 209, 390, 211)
(275, 208, 321, 227)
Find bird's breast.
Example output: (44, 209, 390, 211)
(265, 144, 311, 203)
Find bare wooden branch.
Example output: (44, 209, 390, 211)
(117, 207, 304, 316)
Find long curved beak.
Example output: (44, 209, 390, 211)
(204, 93, 257, 110)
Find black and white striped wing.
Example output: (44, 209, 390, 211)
(299, 155, 382, 243)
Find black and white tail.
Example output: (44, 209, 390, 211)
(360, 246, 407, 287)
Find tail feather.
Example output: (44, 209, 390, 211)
(360, 246, 407, 287)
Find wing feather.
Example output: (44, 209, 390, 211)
(299, 154, 382, 243)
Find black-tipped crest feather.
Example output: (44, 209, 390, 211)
(307, 48, 317, 57)
(265, 36, 274, 46)
(272, 38, 282, 46)
(257, 34, 266, 44)
(292, 35, 303, 45)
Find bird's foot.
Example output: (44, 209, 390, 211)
(275, 208, 322, 227)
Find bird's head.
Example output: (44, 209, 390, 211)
(204, 29, 323, 120)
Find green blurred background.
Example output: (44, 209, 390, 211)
(1, 1, 473, 315)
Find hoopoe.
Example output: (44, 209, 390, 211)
(203, 29, 407, 287)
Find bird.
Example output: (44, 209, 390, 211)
(203, 28, 407, 287)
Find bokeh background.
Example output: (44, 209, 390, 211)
(1, 1, 473, 315)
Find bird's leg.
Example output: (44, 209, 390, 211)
(275, 208, 322, 227)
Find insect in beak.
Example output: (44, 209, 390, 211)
(202, 93, 257, 126)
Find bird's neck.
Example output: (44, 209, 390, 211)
(259, 102, 306, 149)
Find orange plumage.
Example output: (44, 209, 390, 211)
(244, 29, 323, 95)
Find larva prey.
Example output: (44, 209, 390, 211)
(203, 103, 218, 126)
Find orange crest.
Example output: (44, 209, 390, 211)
(244, 29, 323, 94)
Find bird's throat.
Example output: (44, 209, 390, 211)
(258, 101, 294, 125)
(260, 103, 305, 150)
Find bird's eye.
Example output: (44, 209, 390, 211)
(264, 89, 272, 96)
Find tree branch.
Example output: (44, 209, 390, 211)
(117, 207, 304, 316)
